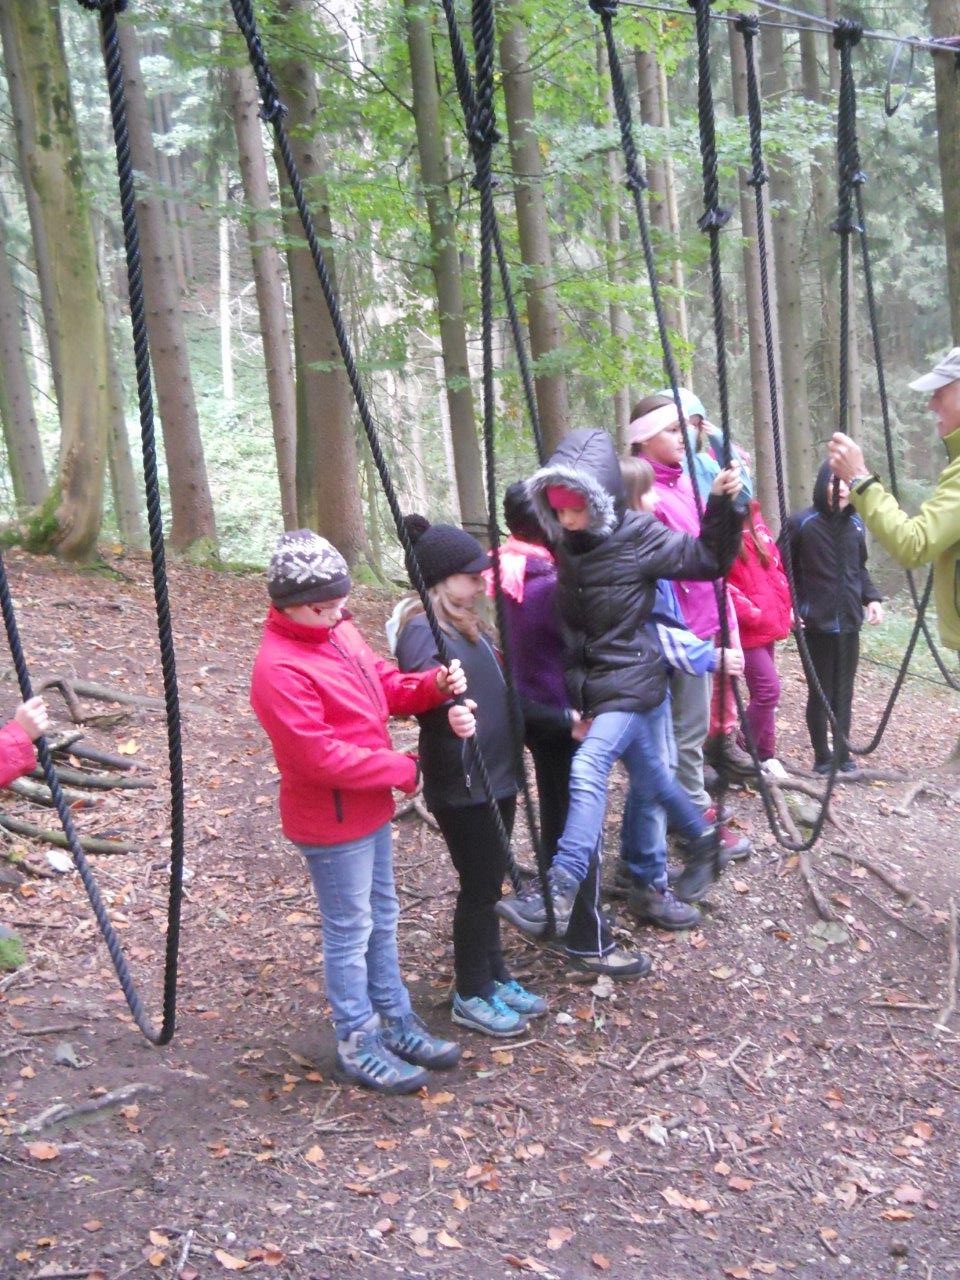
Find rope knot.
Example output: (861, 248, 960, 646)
(734, 13, 759, 37)
(588, 0, 619, 16)
(746, 169, 768, 189)
(76, 0, 129, 11)
(833, 18, 863, 50)
(466, 106, 500, 151)
(625, 170, 648, 194)
(698, 205, 732, 232)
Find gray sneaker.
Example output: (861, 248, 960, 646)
(495, 866, 579, 938)
(336, 1020, 430, 1094)
(627, 883, 702, 931)
(381, 1011, 461, 1070)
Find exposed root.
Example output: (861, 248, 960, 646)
(934, 898, 958, 1033)
(799, 848, 837, 921)
(830, 844, 924, 910)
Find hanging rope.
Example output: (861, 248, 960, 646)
(230, 0, 530, 895)
(19, 0, 189, 1045)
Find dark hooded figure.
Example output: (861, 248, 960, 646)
(495, 429, 745, 943)
(778, 462, 884, 774)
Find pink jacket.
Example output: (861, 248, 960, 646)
(0, 721, 37, 788)
(726, 502, 792, 648)
(651, 460, 739, 643)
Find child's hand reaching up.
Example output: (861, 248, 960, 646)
(14, 696, 49, 742)
(710, 461, 742, 501)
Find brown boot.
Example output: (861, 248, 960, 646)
(704, 731, 756, 778)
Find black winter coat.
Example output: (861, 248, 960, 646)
(778, 461, 882, 635)
(526, 429, 743, 716)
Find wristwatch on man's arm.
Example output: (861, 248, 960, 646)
(848, 473, 879, 495)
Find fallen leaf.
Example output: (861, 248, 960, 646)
(147, 1252, 166, 1268)
(547, 1226, 574, 1251)
(710, 965, 735, 981)
(213, 1250, 249, 1271)
(117, 739, 140, 755)
(431, 1157, 452, 1170)
(148, 1231, 170, 1248)
(27, 1142, 59, 1161)
(583, 1147, 613, 1170)
(451, 1191, 469, 1211)
(913, 1121, 934, 1141)
(661, 1186, 713, 1214)
(590, 1116, 615, 1128)
(83, 1220, 103, 1232)
(436, 1231, 462, 1249)
(592, 1254, 611, 1270)
(409, 1227, 430, 1246)
(752, 1264, 778, 1276)
(425, 1090, 454, 1105)
(723, 1269, 750, 1280)
(892, 1185, 923, 1204)
(503, 1256, 551, 1275)
(881, 1208, 914, 1222)
(304, 1145, 325, 1165)
(728, 1176, 754, 1192)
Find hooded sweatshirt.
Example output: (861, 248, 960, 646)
(527, 428, 742, 716)
(778, 461, 882, 635)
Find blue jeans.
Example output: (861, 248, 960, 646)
(299, 822, 412, 1041)
(620, 697, 677, 889)
(554, 706, 706, 885)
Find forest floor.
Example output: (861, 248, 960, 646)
(1, 549, 960, 1280)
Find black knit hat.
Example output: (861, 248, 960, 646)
(404, 515, 488, 589)
(267, 529, 351, 607)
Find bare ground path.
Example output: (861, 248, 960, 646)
(1, 550, 959, 1280)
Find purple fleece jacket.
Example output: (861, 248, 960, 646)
(500, 555, 569, 716)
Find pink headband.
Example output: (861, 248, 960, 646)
(626, 403, 681, 447)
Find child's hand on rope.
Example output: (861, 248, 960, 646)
(15, 696, 49, 742)
(865, 601, 884, 626)
(710, 461, 742, 500)
(719, 647, 745, 677)
(448, 699, 477, 740)
(436, 658, 467, 698)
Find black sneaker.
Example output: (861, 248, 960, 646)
(495, 866, 580, 938)
(671, 826, 722, 903)
(627, 883, 702, 931)
(565, 947, 653, 979)
(812, 760, 832, 776)
(838, 759, 860, 775)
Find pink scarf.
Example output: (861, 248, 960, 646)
(483, 536, 553, 604)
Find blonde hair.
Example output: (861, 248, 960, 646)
(620, 455, 655, 512)
(395, 581, 493, 646)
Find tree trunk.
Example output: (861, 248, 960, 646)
(404, 0, 486, 533)
(800, 26, 841, 433)
(272, 0, 364, 564)
(929, 0, 960, 342)
(499, 0, 570, 453)
(729, 29, 784, 525)
(761, 22, 813, 510)
(117, 21, 218, 559)
(0, 234, 48, 510)
(635, 47, 689, 353)
(1, 0, 109, 559)
(150, 90, 186, 296)
(97, 236, 145, 550)
(228, 62, 297, 530)
(218, 166, 235, 416)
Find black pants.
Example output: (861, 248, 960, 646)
(433, 797, 516, 999)
(803, 631, 860, 766)
(527, 727, 613, 958)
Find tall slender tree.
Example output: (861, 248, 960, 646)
(1, 0, 110, 559)
(930, 0, 960, 343)
(117, 20, 218, 559)
(0, 234, 48, 511)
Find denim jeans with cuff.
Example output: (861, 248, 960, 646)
(299, 821, 412, 1041)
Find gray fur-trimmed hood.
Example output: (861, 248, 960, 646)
(526, 428, 624, 543)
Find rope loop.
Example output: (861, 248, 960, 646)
(884, 37, 917, 116)
(588, 0, 620, 16)
(734, 12, 759, 38)
(833, 17, 863, 50)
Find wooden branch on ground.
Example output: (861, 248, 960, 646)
(58, 741, 136, 772)
(27, 764, 153, 791)
(21, 1081, 162, 1133)
(633, 1053, 689, 1085)
(935, 898, 958, 1033)
(799, 848, 837, 921)
(770, 777, 844, 830)
(8, 778, 99, 808)
(830, 846, 921, 908)
(767, 784, 803, 844)
(0, 814, 133, 855)
(36, 675, 213, 721)
(394, 795, 439, 828)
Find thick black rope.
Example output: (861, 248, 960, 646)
(437, 0, 545, 466)
(229, 0, 525, 892)
(16, 0, 187, 1045)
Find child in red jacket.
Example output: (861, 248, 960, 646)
(726, 501, 792, 776)
(0, 697, 50, 785)
(250, 530, 472, 1095)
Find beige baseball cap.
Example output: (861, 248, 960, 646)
(909, 347, 960, 392)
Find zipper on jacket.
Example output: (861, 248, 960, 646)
(333, 789, 344, 823)
(330, 633, 384, 716)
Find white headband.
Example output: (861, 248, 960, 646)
(626, 402, 681, 447)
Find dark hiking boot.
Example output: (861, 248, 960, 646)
(627, 883, 702, 930)
(703, 805, 752, 863)
(705, 731, 756, 778)
(495, 866, 579, 938)
(671, 827, 722, 903)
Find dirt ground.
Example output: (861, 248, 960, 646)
(1, 548, 959, 1280)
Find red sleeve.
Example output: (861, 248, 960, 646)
(252, 666, 417, 794)
(0, 721, 37, 788)
(372, 653, 448, 718)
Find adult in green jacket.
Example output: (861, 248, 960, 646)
(828, 348, 960, 653)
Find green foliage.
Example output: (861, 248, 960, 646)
(0, 930, 27, 972)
